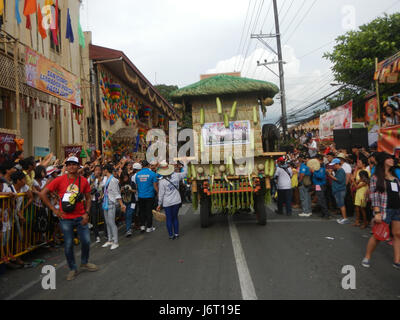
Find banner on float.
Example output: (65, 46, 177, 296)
(319, 100, 353, 139)
(202, 120, 251, 147)
(25, 48, 81, 106)
(378, 125, 400, 157)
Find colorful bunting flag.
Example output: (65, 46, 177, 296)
(26, 14, 31, 30)
(78, 16, 85, 48)
(15, 0, 22, 24)
(23, 0, 36, 16)
(0, 0, 4, 16)
(50, 0, 58, 45)
(37, 3, 47, 39)
(65, 8, 74, 43)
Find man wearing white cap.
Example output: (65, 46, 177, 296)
(40, 156, 98, 281)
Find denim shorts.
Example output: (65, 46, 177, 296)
(333, 190, 346, 208)
(384, 209, 400, 225)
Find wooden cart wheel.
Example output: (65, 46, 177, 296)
(254, 194, 267, 226)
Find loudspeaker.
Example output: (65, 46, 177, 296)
(334, 128, 368, 151)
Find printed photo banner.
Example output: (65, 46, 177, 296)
(378, 125, 400, 157)
(319, 100, 353, 139)
(365, 97, 378, 130)
(0, 133, 16, 163)
(25, 48, 81, 107)
(202, 120, 251, 147)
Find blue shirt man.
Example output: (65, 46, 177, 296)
(312, 166, 327, 186)
(135, 167, 158, 199)
(299, 163, 311, 178)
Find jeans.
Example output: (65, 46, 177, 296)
(164, 204, 180, 237)
(59, 217, 91, 271)
(299, 185, 312, 214)
(277, 189, 293, 215)
(139, 198, 154, 229)
(104, 203, 118, 244)
(124, 201, 135, 232)
(333, 190, 346, 208)
(316, 185, 330, 217)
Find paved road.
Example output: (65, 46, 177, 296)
(1, 204, 400, 300)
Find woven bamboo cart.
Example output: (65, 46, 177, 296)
(171, 75, 285, 227)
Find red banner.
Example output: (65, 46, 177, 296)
(378, 125, 400, 157)
(365, 97, 378, 127)
(64, 145, 83, 164)
(0, 133, 16, 163)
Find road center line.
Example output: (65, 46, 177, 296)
(228, 216, 258, 301)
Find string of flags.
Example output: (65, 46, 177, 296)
(0, 0, 86, 47)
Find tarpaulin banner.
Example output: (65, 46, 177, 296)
(319, 100, 353, 139)
(0, 133, 16, 162)
(25, 47, 81, 106)
(202, 120, 251, 147)
(378, 125, 400, 157)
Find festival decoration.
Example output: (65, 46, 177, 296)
(158, 114, 165, 126)
(99, 70, 140, 127)
(143, 106, 152, 120)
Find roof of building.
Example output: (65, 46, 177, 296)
(89, 44, 179, 120)
(170, 74, 279, 101)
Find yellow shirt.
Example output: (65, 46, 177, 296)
(291, 168, 298, 188)
(23, 170, 35, 189)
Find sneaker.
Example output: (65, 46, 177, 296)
(102, 242, 113, 248)
(361, 258, 370, 268)
(95, 237, 101, 243)
(146, 227, 156, 233)
(67, 270, 78, 281)
(80, 263, 99, 272)
(393, 263, 400, 270)
(306, 213, 313, 217)
(337, 218, 350, 225)
(169, 236, 175, 240)
(110, 244, 119, 250)
(88, 223, 93, 230)
(298, 213, 307, 217)
(174, 234, 179, 240)
(140, 226, 146, 233)
(126, 230, 133, 238)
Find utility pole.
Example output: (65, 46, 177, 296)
(251, 0, 288, 137)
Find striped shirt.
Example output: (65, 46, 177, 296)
(370, 175, 400, 219)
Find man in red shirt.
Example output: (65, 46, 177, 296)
(40, 156, 98, 281)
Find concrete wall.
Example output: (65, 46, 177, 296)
(1, 0, 85, 158)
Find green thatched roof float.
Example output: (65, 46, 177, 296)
(170, 75, 279, 103)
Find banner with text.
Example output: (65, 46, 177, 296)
(25, 48, 81, 106)
(319, 100, 353, 139)
(202, 120, 251, 147)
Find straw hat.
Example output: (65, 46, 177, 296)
(307, 159, 320, 172)
(157, 162, 174, 176)
(336, 153, 348, 160)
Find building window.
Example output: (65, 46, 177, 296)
(50, 7, 61, 53)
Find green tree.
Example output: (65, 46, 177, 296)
(323, 13, 400, 117)
(154, 84, 179, 104)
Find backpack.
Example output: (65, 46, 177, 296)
(61, 177, 84, 213)
(303, 175, 312, 187)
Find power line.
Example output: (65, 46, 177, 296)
(241, 0, 266, 74)
(283, 0, 318, 45)
(234, 0, 252, 72)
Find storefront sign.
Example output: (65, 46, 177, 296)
(319, 100, 353, 139)
(0, 133, 16, 162)
(25, 48, 81, 106)
(202, 120, 251, 147)
(378, 125, 400, 157)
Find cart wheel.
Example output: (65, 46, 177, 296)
(254, 194, 267, 226)
(200, 196, 211, 228)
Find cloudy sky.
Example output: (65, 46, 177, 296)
(80, 0, 400, 124)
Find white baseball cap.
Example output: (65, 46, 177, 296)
(66, 156, 79, 164)
(133, 163, 142, 170)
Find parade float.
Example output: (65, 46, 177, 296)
(171, 74, 285, 227)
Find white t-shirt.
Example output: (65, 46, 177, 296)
(342, 162, 352, 175)
(274, 167, 293, 190)
(33, 179, 47, 207)
(308, 140, 318, 157)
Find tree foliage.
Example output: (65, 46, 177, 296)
(154, 84, 179, 104)
(323, 13, 400, 117)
